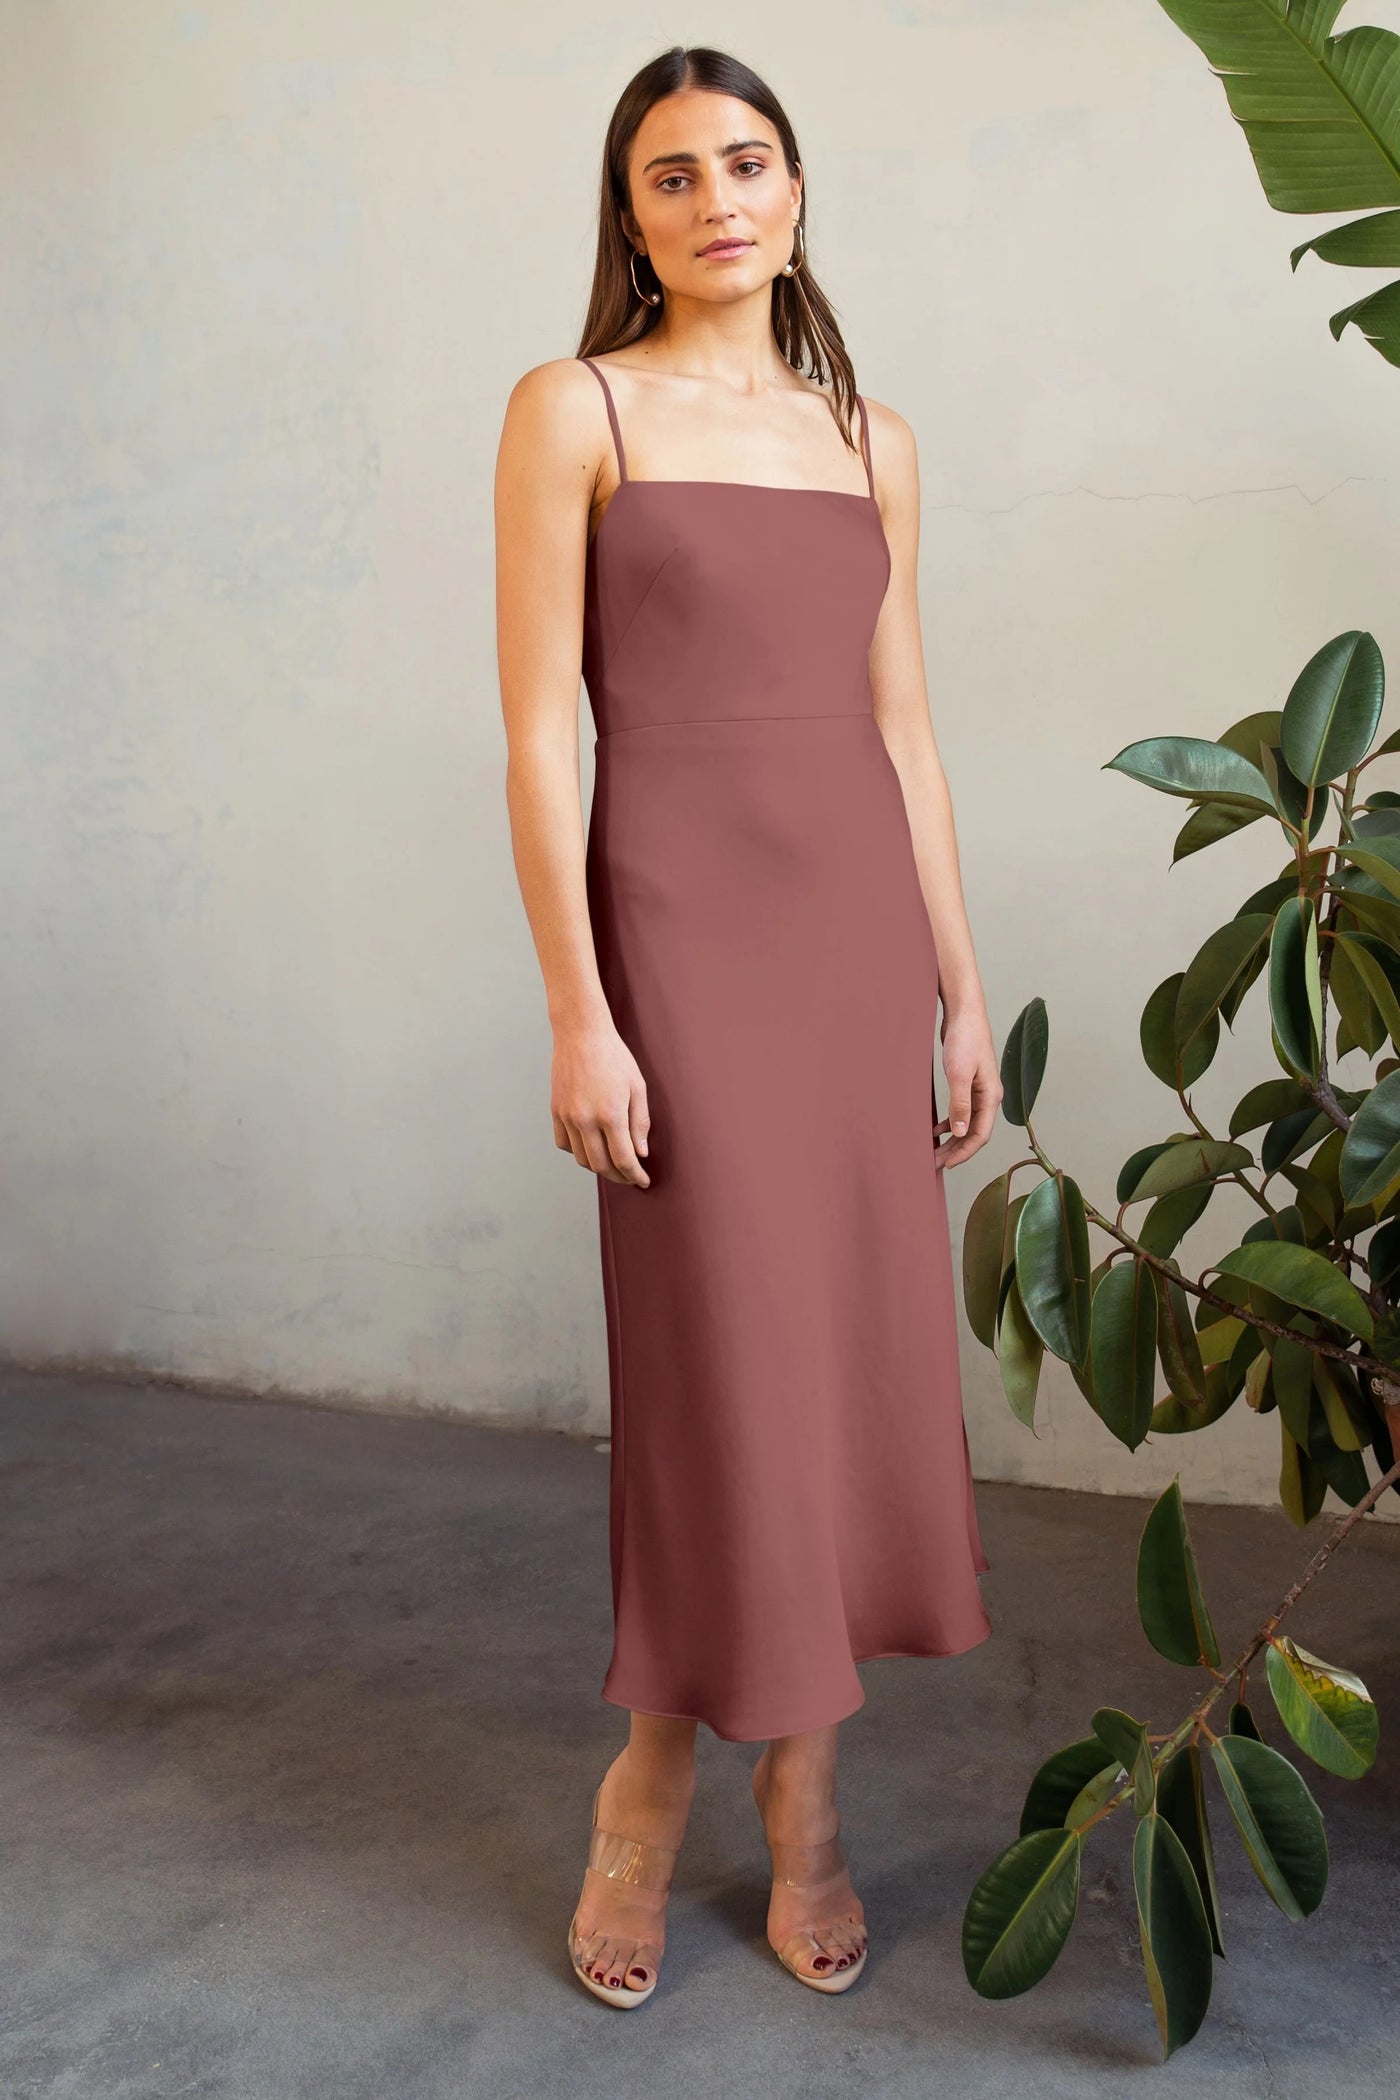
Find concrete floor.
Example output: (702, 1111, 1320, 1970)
(0, 1367, 1396, 2100)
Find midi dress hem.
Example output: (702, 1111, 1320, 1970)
(600, 1610, 995, 1744)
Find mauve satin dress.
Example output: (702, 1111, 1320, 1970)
(577, 355, 991, 1743)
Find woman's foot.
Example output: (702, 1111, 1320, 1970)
(752, 1743, 868, 1987)
(569, 1742, 695, 2001)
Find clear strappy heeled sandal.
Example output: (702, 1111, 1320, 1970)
(566, 1778, 681, 2009)
(752, 1752, 869, 1992)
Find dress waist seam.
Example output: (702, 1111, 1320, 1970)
(596, 708, 874, 739)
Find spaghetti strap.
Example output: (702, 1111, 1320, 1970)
(854, 393, 876, 499)
(579, 356, 629, 483)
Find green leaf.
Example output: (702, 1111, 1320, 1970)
(961, 1827, 1082, 1998)
(1123, 1136, 1253, 1201)
(1015, 1173, 1093, 1368)
(1327, 933, 1386, 1058)
(1337, 835, 1400, 907)
(1280, 1420, 1328, 1527)
(1153, 0, 1400, 370)
(1328, 278, 1400, 364)
(1149, 1360, 1241, 1435)
(1279, 632, 1386, 787)
(1208, 1735, 1329, 1921)
(996, 1271, 1043, 1431)
(1244, 869, 1312, 917)
(1141, 973, 1218, 1090)
(1158, 1743, 1226, 1958)
(1229, 1700, 1263, 1742)
(1118, 1142, 1171, 1204)
(1197, 1312, 1246, 1368)
(1172, 799, 1260, 862)
(1333, 884, 1400, 952)
(1268, 896, 1322, 1082)
(1103, 735, 1275, 811)
(1089, 1259, 1158, 1451)
(1369, 1216, 1400, 1294)
(1339, 1068, 1400, 1208)
(1133, 1809, 1215, 2060)
(1264, 1636, 1379, 1780)
(1151, 0, 1400, 215)
(1092, 1707, 1156, 1817)
(1177, 914, 1274, 1050)
(1214, 1240, 1374, 1343)
(1305, 1382, 1373, 1507)
(1000, 1000, 1048, 1127)
(1153, 1264, 1210, 1412)
(1169, 714, 1289, 863)
(1244, 1346, 1276, 1414)
(1223, 709, 1286, 757)
(1065, 1760, 1129, 1831)
(1137, 1477, 1222, 1669)
(1019, 1737, 1121, 1837)
(1264, 1114, 1332, 1185)
(1230, 1077, 1315, 1138)
(1137, 1181, 1214, 1258)
(1293, 207, 1400, 269)
(1313, 1355, 1369, 1452)
(964, 1172, 1018, 1350)
(1336, 932, 1400, 1049)
(1271, 1335, 1316, 1450)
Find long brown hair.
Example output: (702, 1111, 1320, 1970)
(576, 46, 862, 454)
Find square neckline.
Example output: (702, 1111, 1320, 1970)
(588, 475, 880, 555)
(579, 356, 882, 554)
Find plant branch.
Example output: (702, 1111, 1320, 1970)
(1075, 1451, 1400, 1835)
(1018, 1130, 1386, 1380)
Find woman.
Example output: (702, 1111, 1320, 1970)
(495, 45, 1001, 2007)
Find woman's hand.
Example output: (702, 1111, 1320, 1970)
(552, 1020, 652, 1187)
(935, 1003, 1003, 1170)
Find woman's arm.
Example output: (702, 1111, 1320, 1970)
(863, 399, 1002, 1168)
(494, 358, 651, 1187)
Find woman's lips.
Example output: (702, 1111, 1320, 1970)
(699, 240, 752, 257)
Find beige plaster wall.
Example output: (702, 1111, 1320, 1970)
(4, 0, 1399, 1519)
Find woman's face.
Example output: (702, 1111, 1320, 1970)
(621, 90, 801, 304)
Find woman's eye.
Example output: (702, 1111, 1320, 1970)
(656, 160, 766, 191)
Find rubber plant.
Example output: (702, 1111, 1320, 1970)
(958, 635, 1400, 2055)
(1151, 0, 1400, 370)
(953, 0, 1400, 2057)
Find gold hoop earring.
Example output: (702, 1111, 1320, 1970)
(780, 221, 805, 277)
(629, 247, 662, 306)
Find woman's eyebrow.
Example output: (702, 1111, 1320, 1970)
(640, 137, 774, 174)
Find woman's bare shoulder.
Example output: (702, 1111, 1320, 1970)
(505, 355, 605, 420)
(857, 393, 915, 453)
(857, 393, 918, 501)
(499, 357, 616, 488)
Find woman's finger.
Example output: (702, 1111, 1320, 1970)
(577, 1119, 630, 1183)
(602, 1110, 650, 1188)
